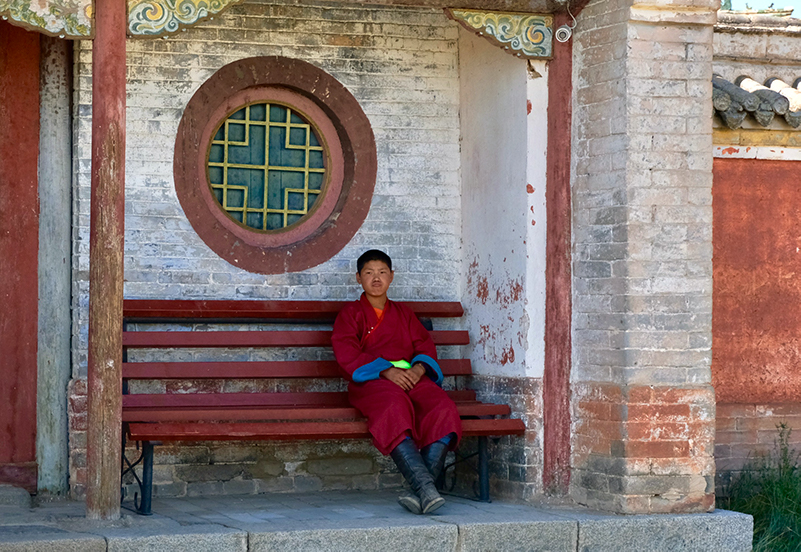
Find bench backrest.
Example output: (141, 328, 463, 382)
(122, 299, 471, 382)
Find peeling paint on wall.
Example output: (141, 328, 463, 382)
(459, 29, 547, 379)
(714, 144, 801, 160)
(466, 253, 532, 372)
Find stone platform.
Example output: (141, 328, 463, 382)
(0, 490, 752, 551)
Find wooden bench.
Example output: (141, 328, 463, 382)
(122, 299, 526, 515)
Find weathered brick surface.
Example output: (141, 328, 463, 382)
(572, 383, 715, 513)
(456, 375, 542, 500)
(715, 402, 801, 495)
(571, 0, 717, 513)
(713, 26, 801, 87)
(70, 0, 461, 377)
(67, 378, 88, 500)
(114, 434, 394, 500)
(711, 25, 801, 496)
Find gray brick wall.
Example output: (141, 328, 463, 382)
(572, 0, 631, 386)
(71, 0, 462, 375)
(572, 0, 715, 390)
(570, 0, 718, 513)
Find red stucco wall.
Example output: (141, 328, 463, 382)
(0, 21, 40, 491)
(713, 157, 801, 403)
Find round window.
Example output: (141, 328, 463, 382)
(174, 57, 376, 274)
(207, 101, 329, 233)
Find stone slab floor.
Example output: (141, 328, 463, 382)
(0, 489, 752, 551)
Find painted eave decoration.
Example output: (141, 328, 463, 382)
(128, 0, 242, 37)
(0, 0, 243, 38)
(0, 0, 93, 38)
(445, 8, 553, 59)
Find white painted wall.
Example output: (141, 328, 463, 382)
(459, 28, 548, 378)
(526, 63, 549, 379)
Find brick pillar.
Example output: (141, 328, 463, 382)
(571, 0, 719, 514)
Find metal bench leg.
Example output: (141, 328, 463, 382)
(478, 436, 490, 502)
(138, 441, 154, 515)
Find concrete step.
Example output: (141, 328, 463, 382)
(0, 490, 753, 552)
(0, 485, 31, 508)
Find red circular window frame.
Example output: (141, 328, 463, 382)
(174, 57, 377, 274)
(201, 87, 344, 247)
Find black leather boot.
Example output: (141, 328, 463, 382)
(390, 439, 445, 514)
(421, 435, 452, 484)
(399, 434, 454, 513)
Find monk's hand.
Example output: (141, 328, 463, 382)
(407, 363, 426, 386)
(380, 367, 417, 391)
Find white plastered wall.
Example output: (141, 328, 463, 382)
(459, 27, 548, 379)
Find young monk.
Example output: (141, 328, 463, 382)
(332, 249, 462, 514)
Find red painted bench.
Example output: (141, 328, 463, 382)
(122, 299, 525, 514)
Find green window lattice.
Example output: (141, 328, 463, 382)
(207, 103, 326, 231)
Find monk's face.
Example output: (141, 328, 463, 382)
(356, 260, 394, 299)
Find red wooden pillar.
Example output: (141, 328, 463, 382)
(543, 11, 574, 495)
(0, 21, 41, 494)
(85, 0, 127, 520)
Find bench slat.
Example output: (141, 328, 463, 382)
(462, 418, 526, 436)
(127, 418, 525, 441)
(122, 390, 479, 408)
(124, 407, 361, 422)
(122, 359, 473, 379)
(122, 330, 469, 348)
(128, 421, 369, 441)
(122, 402, 511, 422)
(123, 299, 464, 320)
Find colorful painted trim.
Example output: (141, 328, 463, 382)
(411, 354, 443, 386)
(0, 0, 92, 38)
(714, 127, 801, 149)
(714, 145, 801, 161)
(351, 355, 443, 385)
(446, 8, 553, 59)
(352, 358, 393, 383)
(128, 0, 243, 36)
(0, 0, 246, 38)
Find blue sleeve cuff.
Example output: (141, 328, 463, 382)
(412, 354, 443, 386)
(352, 358, 393, 383)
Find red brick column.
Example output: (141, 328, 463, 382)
(573, 383, 715, 513)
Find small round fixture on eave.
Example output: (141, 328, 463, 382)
(555, 25, 572, 43)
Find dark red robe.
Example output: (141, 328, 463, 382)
(332, 294, 463, 455)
